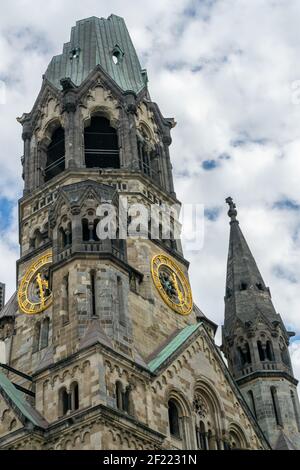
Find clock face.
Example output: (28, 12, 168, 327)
(151, 254, 193, 315)
(18, 250, 53, 315)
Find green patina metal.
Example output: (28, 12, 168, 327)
(148, 323, 201, 373)
(45, 14, 147, 94)
(0, 371, 40, 427)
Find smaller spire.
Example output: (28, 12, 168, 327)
(226, 197, 239, 224)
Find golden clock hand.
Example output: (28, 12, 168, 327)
(36, 273, 45, 305)
(36, 273, 49, 305)
(172, 272, 184, 304)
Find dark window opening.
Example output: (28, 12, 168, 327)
(82, 219, 90, 242)
(40, 318, 49, 350)
(59, 387, 69, 417)
(116, 381, 123, 411)
(45, 127, 65, 182)
(115, 381, 132, 415)
(90, 270, 96, 317)
(137, 139, 155, 178)
(238, 342, 251, 366)
(266, 341, 275, 361)
(281, 345, 290, 367)
(84, 116, 119, 169)
(196, 421, 207, 450)
(240, 282, 248, 291)
(70, 382, 79, 411)
(247, 390, 257, 419)
(271, 387, 282, 426)
(168, 400, 181, 439)
(291, 391, 300, 432)
(256, 282, 264, 291)
(257, 341, 265, 361)
(60, 226, 72, 250)
(93, 219, 100, 241)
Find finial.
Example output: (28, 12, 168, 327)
(226, 197, 238, 223)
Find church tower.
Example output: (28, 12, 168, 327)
(0, 15, 271, 450)
(222, 197, 300, 450)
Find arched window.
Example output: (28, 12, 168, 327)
(82, 218, 100, 242)
(237, 342, 251, 366)
(266, 341, 275, 361)
(116, 381, 124, 411)
(281, 345, 291, 367)
(93, 219, 100, 242)
(59, 387, 69, 417)
(40, 318, 50, 349)
(257, 341, 265, 361)
(45, 127, 65, 182)
(59, 223, 72, 250)
(247, 390, 257, 419)
(115, 381, 132, 414)
(168, 399, 181, 439)
(30, 229, 44, 250)
(229, 430, 242, 449)
(70, 382, 79, 411)
(32, 322, 41, 353)
(291, 390, 300, 432)
(84, 116, 119, 169)
(193, 387, 222, 450)
(271, 386, 283, 426)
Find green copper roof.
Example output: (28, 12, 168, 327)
(0, 371, 44, 428)
(45, 14, 147, 94)
(148, 323, 201, 373)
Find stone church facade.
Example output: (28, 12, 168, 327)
(0, 14, 298, 450)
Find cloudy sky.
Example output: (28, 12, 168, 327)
(1, 0, 300, 380)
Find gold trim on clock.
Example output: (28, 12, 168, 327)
(18, 250, 53, 315)
(151, 254, 193, 315)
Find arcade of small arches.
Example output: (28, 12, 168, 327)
(38, 113, 161, 185)
(166, 385, 249, 450)
(234, 334, 291, 371)
(55, 377, 253, 450)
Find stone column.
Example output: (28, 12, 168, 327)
(22, 120, 32, 194)
(37, 142, 48, 188)
(62, 88, 78, 169)
(70, 206, 82, 252)
(124, 92, 140, 171)
(162, 136, 176, 197)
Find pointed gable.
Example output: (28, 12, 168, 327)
(0, 372, 48, 430)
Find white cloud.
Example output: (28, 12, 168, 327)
(1, 1, 300, 383)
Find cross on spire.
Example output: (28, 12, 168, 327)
(226, 197, 238, 223)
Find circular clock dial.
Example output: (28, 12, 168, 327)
(151, 254, 193, 315)
(18, 251, 53, 315)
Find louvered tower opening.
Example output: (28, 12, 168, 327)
(45, 127, 66, 182)
(84, 116, 119, 169)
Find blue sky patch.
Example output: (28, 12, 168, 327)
(0, 198, 15, 232)
(273, 265, 298, 284)
(202, 159, 219, 170)
(205, 207, 221, 221)
(273, 199, 300, 211)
